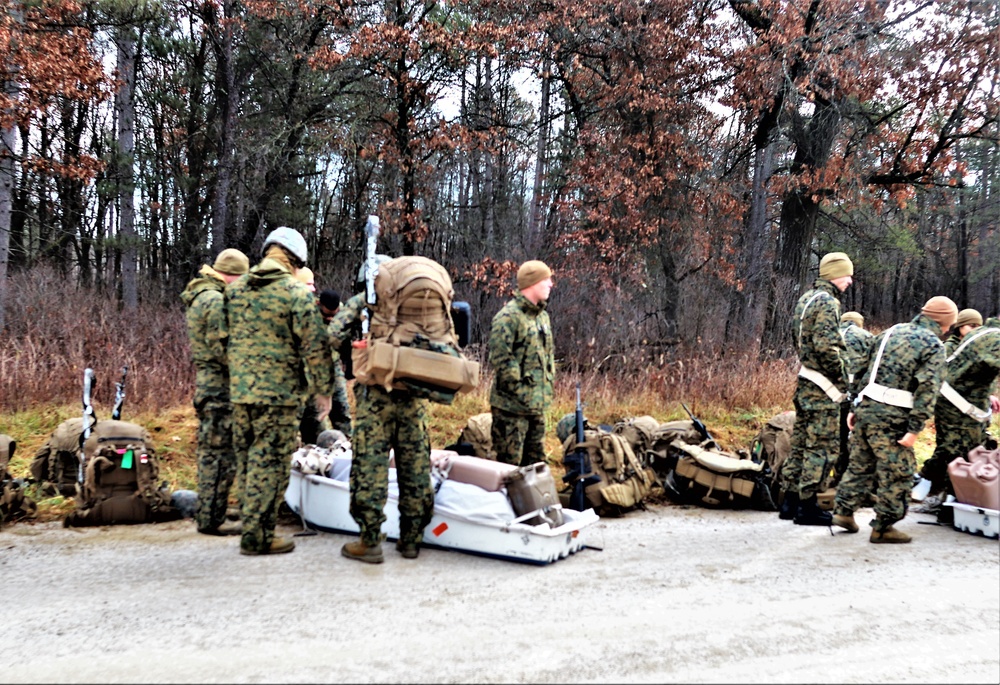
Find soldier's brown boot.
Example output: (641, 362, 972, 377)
(240, 536, 295, 555)
(342, 540, 384, 564)
(870, 526, 911, 544)
(198, 520, 243, 536)
(396, 540, 419, 559)
(831, 513, 859, 533)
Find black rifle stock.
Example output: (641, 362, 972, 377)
(111, 365, 128, 421)
(681, 402, 719, 450)
(562, 382, 600, 511)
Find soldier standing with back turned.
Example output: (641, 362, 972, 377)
(780, 252, 854, 526)
(225, 227, 332, 556)
(831, 296, 957, 544)
(181, 248, 249, 537)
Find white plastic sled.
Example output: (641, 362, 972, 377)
(283, 452, 600, 565)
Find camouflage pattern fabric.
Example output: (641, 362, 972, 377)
(834, 406, 915, 531)
(488, 293, 554, 416)
(840, 321, 874, 382)
(181, 269, 238, 531)
(920, 317, 1000, 491)
(491, 407, 546, 466)
(328, 292, 366, 349)
(328, 348, 353, 435)
(225, 256, 333, 553)
(780, 392, 839, 498)
(224, 257, 333, 405)
(232, 403, 299, 553)
(194, 399, 237, 531)
(350, 384, 433, 546)
(836, 313, 948, 530)
(784, 279, 847, 498)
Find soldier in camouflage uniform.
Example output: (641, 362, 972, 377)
(780, 252, 853, 526)
(833, 312, 874, 487)
(317, 289, 355, 437)
(916, 311, 1000, 522)
(225, 227, 332, 556)
(342, 383, 433, 563)
(488, 261, 555, 467)
(831, 297, 957, 544)
(180, 248, 249, 536)
(943, 308, 982, 356)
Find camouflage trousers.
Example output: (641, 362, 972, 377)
(350, 385, 433, 546)
(194, 398, 238, 531)
(919, 402, 988, 494)
(331, 362, 353, 436)
(781, 392, 839, 498)
(232, 403, 299, 553)
(491, 408, 546, 466)
(834, 407, 914, 531)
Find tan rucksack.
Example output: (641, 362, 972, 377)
(29, 417, 86, 497)
(750, 410, 796, 504)
(562, 428, 661, 517)
(63, 420, 180, 527)
(459, 413, 493, 459)
(352, 256, 479, 402)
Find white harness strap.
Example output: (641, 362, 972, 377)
(939, 382, 992, 422)
(797, 366, 847, 403)
(857, 324, 915, 409)
(946, 327, 1000, 363)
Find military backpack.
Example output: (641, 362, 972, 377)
(561, 427, 661, 517)
(29, 417, 87, 497)
(1, 434, 37, 527)
(352, 256, 480, 404)
(63, 419, 181, 527)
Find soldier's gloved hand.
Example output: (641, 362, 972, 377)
(314, 395, 333, 423)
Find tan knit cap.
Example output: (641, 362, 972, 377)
(517, 260, 552, 290)
(841, 312, 864, 328)
(921, 296, 958, 329)
(213, 248, 249, 276)
(954, 308, 982, 329)
(819, 252, 854, 280)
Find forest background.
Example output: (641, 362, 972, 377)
(0, 0, 997, 432)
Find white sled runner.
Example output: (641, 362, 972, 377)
(284, 449, 600, 565)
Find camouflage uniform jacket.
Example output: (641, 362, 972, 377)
(488, 293, 554, 416)
(181, 268, 230, 405)
(850, 313, 947, 435)
(941, 317, 1000, 412)
(224, 258, 333, 405)
(792, 279, 847, 405)
(328, 292, 366, 348)
(839, 321, 874, 383)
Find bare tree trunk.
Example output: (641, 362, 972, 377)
(0, 108, 14, 333)
(528, 56, 551, 255)
(725, 142, 775, 352)
(116, 26, 138, 310)
(208, 0, 237, 254)
(482, 56, 495, 249)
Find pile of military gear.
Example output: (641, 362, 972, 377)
(748, 410, 838, 512)
(645, 406, 777, 512)
(444, 412, 493, 459)
(2, 434, 37, 527)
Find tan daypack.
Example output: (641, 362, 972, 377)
(352, 256, 479, 402)
(63, 420, 180, 527)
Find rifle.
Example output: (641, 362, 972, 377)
(562, 382, 601, 511)
(111, 364, 128, 421)
(681, 402, 719, 450)
(361, 214, 380, 336)
(79, 368, 96, 483)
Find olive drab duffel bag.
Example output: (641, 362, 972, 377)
(352, 256, 480, 404)
(561, 427, 661, 517)
(29, 417, 86, 497)
(63, 420, 181, 527)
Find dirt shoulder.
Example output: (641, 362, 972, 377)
(2, 502, 998, 684)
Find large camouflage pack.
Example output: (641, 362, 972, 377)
(749, 410, 796, 504)
(62, 420, 181, 527)
(561, 427, 661, 517)
(2, 434, 37, 527)
(352, 256, 479, 403)
(29, 417, 87, 497)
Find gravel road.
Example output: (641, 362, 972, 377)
(2, 502, 998, 684)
